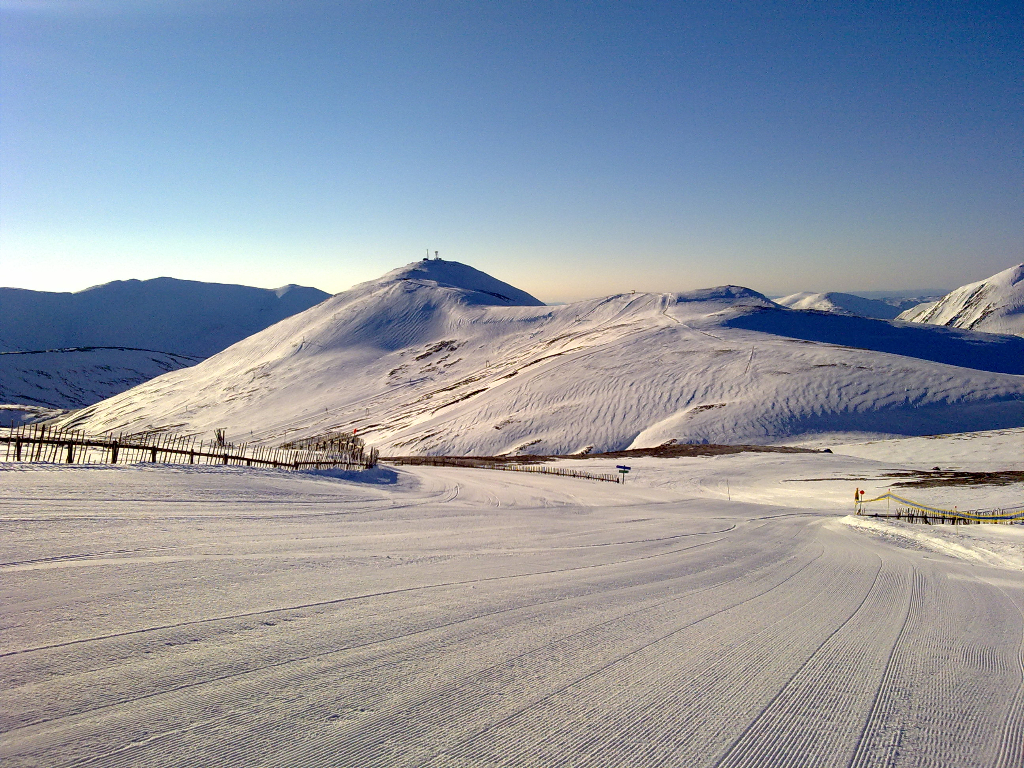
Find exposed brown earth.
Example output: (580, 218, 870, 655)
(886, 469, 1024, 488)
(384, 443, 824, 465)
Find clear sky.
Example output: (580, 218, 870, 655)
(1, 0, 1021, 302)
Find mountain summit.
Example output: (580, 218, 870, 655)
(59, 260, 1024, 454)
(371, 259, 545, 307)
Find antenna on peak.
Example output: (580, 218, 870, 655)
(424, 248, 430, 261)
(435, 250, 440, 260)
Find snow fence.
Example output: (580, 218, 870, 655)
(856, 491, 1024, 525)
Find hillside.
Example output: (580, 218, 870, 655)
(56, 259, 1024, 454)
(897, 263, 1024, 336)
(0, 277, 330, 410)
(774, 291, 921, 319)
(0, 347, 201, 410)
(0, 277, 330, 357)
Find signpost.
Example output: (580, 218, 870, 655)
(616, 465, 631, 483)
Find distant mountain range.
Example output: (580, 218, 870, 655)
(773, 291, 930, 320)
(57, 259, 1024, 453)
(0, 277, 330, 412)
(0, 277, 330, 356)
(774, 264, 1024, 337)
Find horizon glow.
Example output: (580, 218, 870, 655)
(2, 1, 1021, 301)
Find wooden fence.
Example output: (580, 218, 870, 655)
(280, 430, 368, 455)
(0, 423, 378, 471)
(385, 456, 620, 483)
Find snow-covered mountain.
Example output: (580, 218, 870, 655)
(58, 259, 1024, 454)
(774, 291, 922, 319)
(897, 263, 1024, 336)
(0, 277, 330, 357)
(0, 277, 330, 410)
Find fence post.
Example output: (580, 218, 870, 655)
(34, 426, 45, 461)
(66, 442, 74, 463)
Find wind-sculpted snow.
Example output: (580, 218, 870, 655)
(0, 347, 201, 409)
(898, 263, 1024, 337)
(1, 449, 1021, 767)
(57, 261, 1024, 455)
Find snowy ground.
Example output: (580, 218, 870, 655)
(1, 435, 1022, 767)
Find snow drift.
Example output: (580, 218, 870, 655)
(58, 260, 1024, 454)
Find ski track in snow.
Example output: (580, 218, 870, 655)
(1, 456, 1022, 768)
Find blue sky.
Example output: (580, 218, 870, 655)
(1, 1, 1021, 301)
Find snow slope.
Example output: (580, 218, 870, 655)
(823, 426, 1024, 472)
(57, 260, 1024, 454)
(0, 347, 201, 409)
(0, 404, 65, 428)
(774, 291, 921, 319)
(0, 277, 330, 357)
(897, 263, 1024, 336)
(1, 446, 1021, 767)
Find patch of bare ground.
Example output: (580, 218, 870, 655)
(790, 470, 1024, 487)
(886, 470, 1024, 488)
(384, 443, 824, 465)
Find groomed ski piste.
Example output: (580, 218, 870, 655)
(2, 427, 1021, 767)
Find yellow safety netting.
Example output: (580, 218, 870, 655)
(856, 491, 1024, 523)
